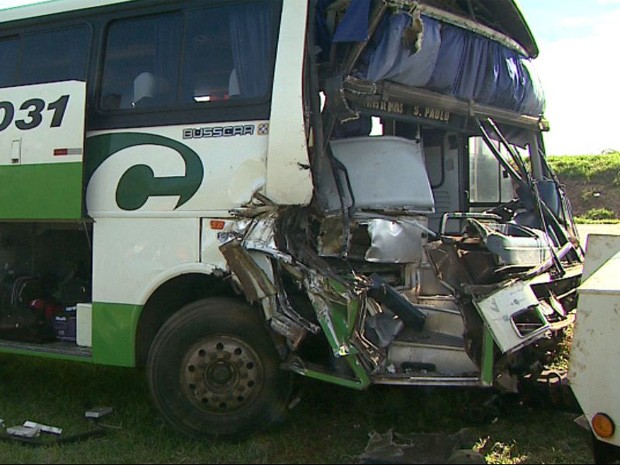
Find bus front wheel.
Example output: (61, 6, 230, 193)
(146, 297, 292, 440)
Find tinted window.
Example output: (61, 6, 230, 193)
(182, 2, 275, 104)
(0, 37, 18, 88)
(100, 14, 182, 110)
(100, 1, 277, 111)
(21, 26, 90, 85)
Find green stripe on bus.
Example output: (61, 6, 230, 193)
(92, 302, 142, 367)
(0, 162, 83, 219)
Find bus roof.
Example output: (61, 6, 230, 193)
(0, 0, 136, 23)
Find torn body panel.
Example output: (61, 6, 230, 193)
(219, 196, 579, 393)
(216, 0, 582, 396)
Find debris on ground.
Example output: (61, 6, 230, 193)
(358, 428, 486, 464)
(0, 407, 114, 446)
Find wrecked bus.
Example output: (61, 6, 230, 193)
(0, 0, 583, 439)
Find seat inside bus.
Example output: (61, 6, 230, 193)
(121, 71, 171, 108)
(313, 136, 435, 264)
(321, 136, 435, 214)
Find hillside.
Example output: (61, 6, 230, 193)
(547, 152, 620, 221)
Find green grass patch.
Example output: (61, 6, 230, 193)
(575, 208, 619, 224)
(575, 218, 620, 224)
(0, 354, 593, 463)
(547, 152, 620, 184)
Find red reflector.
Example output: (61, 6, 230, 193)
(210, 220, 225, 230)
(53, 149, 69, 156)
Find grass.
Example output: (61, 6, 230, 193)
(0, 353, 594, 463)
(547, 152, 620, 185)
(574, 208, 620, 224)
(575, 217, 620, 225)
(546, 152, 620, 221)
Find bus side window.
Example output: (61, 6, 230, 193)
(0, 28, 89, 88)
(0, 37, 18, 88)
(100, 14, 182, 110)
(98, 1, 277, 111)
(183, 3, 275, 103)
(21, 26, 90, 85)
(183, 7, 234, 104)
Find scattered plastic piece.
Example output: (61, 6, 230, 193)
(358, 428, 486, 464)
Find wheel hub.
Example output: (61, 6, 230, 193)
(181, 335, 263, 413)
(208, 361, 234, 385)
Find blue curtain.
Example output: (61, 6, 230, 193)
(363, 14, 441, 87)
(316, 0, 371, 62)
(333, 0, 370, 43)
(230, 3, 273, 98)
(356, 13, 546, 117)
(153, 16, 181, 104)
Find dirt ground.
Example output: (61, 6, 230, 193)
(559, 172, 620, 219)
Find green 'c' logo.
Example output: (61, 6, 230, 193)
(85, 133, 204, 211)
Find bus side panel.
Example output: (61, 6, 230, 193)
(90, 217, 200, 366)
(265, 0, 313, 205)
(92, 302, 141, 366)
(85, 124, 269, 217)
(92, 217, 200, 304)
(0, 81, 85, 219)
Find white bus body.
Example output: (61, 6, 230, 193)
(569, 234, 620, 464)
(0, 0, 583, 439)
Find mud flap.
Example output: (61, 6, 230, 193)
(472, 280, 550, 353)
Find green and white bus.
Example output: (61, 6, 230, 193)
(0, 0, 584, 440)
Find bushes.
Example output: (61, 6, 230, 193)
(576, 208, 619, 224)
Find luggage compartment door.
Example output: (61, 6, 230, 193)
(0, 81, 85, 219)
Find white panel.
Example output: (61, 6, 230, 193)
(474, 280, 550, 353)
(92, 217, 200, 304)
(200, 218, 236, 270)
(0, 81, 85, 166)
(581, 233, 620, 282)
(86, 122, 268, 217)
(570, 250, 620, 447)
(265, 0, 313, 205)
(569, 236, 620, 447)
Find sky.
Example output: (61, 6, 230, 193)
(517, 0, 620, 155)
(1, 0, 619, 155)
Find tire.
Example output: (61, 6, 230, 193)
(146, 297, 292, 440)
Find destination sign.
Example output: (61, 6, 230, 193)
(362, 100, 451, 123)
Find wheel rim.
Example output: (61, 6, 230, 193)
(181, 335, 264, 414)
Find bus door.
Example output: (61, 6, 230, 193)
(0, 80, 86, 220)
